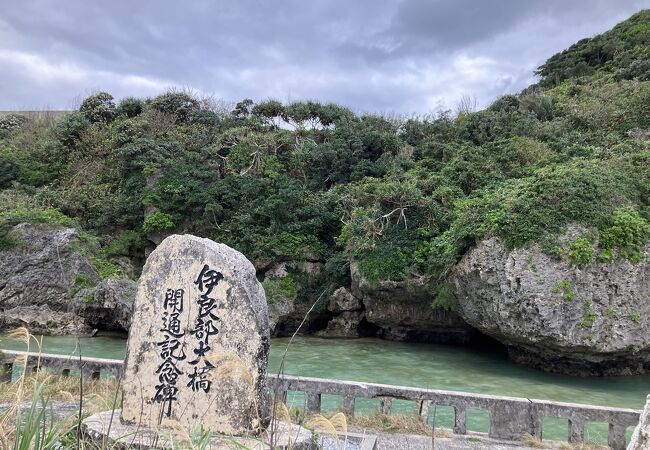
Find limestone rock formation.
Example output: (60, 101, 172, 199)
(264, 263, 297, 334)
(453, 230, 650, 375)
(318, 311, 365, 338)
(0, 224, 97, 334)
(316, 287, 364, 338)
(121, 234, 270, 435)
(80, 278, 136, 331)
(350, 261, 474, 343)
(0, 223, 138, 335)
(263, 261, 330, 337)
(328, 287, 362, 313)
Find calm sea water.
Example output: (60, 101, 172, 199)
(1, 334, 648, 443)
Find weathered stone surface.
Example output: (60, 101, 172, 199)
(264, 264, 297, 334)
(80, 278, 136, 331)
(265, 262, 289, 279)
(629, 395, 650, 449)
(317, 311, 364, 338)
(84, 410, 314, 449)
(121, 234, 270, 435)
(328, 287, 362, 313)
(453, 229, 650, 375)
(350, 262, 474, 343)
(263, 263, 330, 337)
(0, 223, 98, 334)
(268, 295, 296, 334)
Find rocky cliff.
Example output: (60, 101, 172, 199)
(348, 261, 474, 343)
(453, 229, 650, 375)
(264, 260, 474, 342)
(0, 224, 135, 334)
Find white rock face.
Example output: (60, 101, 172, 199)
(121, 234, 270, 435)
(453, 230, 650, 375)
(0, 224, 98, 334)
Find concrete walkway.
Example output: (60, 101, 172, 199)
(373, 431, 608, 450)
(375, 432, 534, 450)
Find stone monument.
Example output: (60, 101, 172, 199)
(629, 394, 650, 450)
(120, 234, 269, 434)
(83, 234, 313, 448)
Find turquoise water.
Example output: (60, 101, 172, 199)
(1, 334, 648, 443)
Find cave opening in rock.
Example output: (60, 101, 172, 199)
(465, 330, 508, 357)
(357, 317, 381, 337)
(305, 314, 331, 333)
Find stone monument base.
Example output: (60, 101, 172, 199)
(82, 410, 315, 450)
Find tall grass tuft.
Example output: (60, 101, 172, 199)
(0, 328, 77, 449)
(306, 412, 348, 450)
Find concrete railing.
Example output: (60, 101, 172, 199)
(0, 350, 642, 450)
(0, 349, 123, 381)
(271, 374, 641, 449)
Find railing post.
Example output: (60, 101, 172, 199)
(489, 399, 532, 440)
(568, 418, 585, 443)
(0, 362, 13, 383)
(530, 403, 543, 440)
(306, 392, 321, 413)
(418, 400, 431, 424)
(454, 405, 467, 434)
(380, 397, 392, 415)
(343, 395, 355, 417)
(608, 423, 626, 450)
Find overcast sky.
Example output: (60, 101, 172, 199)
(1, 0, 648, 114)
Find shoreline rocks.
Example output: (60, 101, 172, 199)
(453, 230, 650, 376)
(0, 223, 136, 335)
(0, 224, 97, 334)
(349, 261, 475, 343)
(79, 278, 137, 331)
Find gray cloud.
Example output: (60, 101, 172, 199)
(0, 0, 648, 113)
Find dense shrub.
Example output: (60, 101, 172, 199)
(117, 97, 145, 118)
(142, 211, 175, 233)
(79, 92, 116, 123)
(149, 91, 200, 123)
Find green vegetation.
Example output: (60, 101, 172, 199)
(262, 275, 298, 305)
(578, 300, 597, 329)
(1, 12, 649, 306)
(553, 280, 575, 302)
(0, 229, 19, 251)
(604, 307, 620, 318)
(142, 211, 175, 234)
(568, 236, 595, 268)
(432, 283, 459, 312)
(68, 274, 96, 299)
(598, 207, 650, 263)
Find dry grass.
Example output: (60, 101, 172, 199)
(521, 433, 549, 448)
(0, 327, 123, 449)
(520, 434, 609, 450)
(0, 372, 119, 405)
(207, 349, 254, 386)
(350, 411, 452, 438)
(557, 443, 608, 450)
